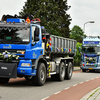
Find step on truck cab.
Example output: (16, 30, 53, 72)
(81, 36, 100, 72)
(0, 18, 76, 86)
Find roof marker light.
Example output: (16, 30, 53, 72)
(5, 21, 7, 24)
(13, 21, 15, 24)
(9, 21, 11, 24)
(26, 17, 30, 23)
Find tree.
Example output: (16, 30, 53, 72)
(19, 0, 71, 37)
(70, 25, 86, 43)
(74, 42, 82, 60)
(74, 42, 82, 66)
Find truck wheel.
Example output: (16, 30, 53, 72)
(31, 63, 46, 86)
(65, 62, 73, 80)
(82, 69, 86, 72)
(0, 78, 9, 84)
(56, 62, 65, 81)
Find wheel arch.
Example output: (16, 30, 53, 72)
(38, 58, 47, 69)
(33, 55, 47, 69)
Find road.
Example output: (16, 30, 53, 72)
(0, 70, 100, 100)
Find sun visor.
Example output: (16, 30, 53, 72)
(0, 23, 30, 31)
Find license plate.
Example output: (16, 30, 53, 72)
(88, 68, 93, 70)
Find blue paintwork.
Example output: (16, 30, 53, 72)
(84, 41, 99, 44)
(17, 60, 36, 76)
(7, 18, 25, 23)
(84, 54, 97, 57)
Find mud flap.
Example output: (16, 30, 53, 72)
(0, 63, 17, 78)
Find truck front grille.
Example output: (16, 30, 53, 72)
(0, 49, 25, 58)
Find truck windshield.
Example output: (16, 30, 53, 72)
(0, 28, 30, 44)
(82, 46, 100, 53)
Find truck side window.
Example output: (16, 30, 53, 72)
(32, 26, 35, 43)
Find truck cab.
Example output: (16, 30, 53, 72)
(81, 36, 100, 72)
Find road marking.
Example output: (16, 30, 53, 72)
(96, 77, 100, 79)
(64, 87, 70, 90)
(80, 82, 84, 84)
(86, 80, 89, 82)
(73, 84, 77, 87)
(41, 96, 49, 100)
(91, 78, 95, 80)
(54, 91, 61, 94)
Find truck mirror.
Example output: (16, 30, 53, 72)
(79, 47, 81, 53)
(34, 27, 39, 41)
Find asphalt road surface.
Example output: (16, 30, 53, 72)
(0, 70, 100, 100)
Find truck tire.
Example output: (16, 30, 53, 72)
(65, 62, 73, 80)
(0, 78, 9, 84)
(56, 62, 65, 81)
(31, 63, 46, 86)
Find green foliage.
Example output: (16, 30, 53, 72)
(70, 25, 86, 43)
(19, 0, 71, 37)
(75, 42, 82, 59)
(74, 42, 82, 66)
(0, 51, 19, 62)
(46, 28, 62, 36)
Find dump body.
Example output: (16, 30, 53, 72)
(50, 35, 76, 54)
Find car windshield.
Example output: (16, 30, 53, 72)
(0, 28, 30, 44)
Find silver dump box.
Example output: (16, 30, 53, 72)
(50, 35, 76, 55)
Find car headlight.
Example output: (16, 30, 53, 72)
(21, 63, 30, 66)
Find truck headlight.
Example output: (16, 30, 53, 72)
(17, 50, 25, 54)
(21, 63, 30, 66)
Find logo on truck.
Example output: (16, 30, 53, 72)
(3, 45, 11, 49)
(33, 52, 37, 58)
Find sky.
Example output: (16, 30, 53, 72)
(0, 0, 99, 36)
(67, 0, 100, 36)
(0, 0, 26, 19)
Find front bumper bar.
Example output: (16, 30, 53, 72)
(81, 66, 100, 70)
(0, 62, 17, 78)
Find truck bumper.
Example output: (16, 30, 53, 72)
(0, 62, 17, 78)
(17, 67, 36, 76)
(81, 66, 100, 70)
(17, 60, 36, 76)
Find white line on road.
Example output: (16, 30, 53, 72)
(80, 82, 84, 84)
(91, 78, 95, 80)
(73, 84, 77, 87)
(64, 87, 70, 90)
(96, 77, 99, 78)
(41, 96, 50, 100)
(86, 80, 89, 82)
(54, 91, 61, 94)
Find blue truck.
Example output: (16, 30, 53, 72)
(0, 18, 76, 86)
(81, 36, 100, 72)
